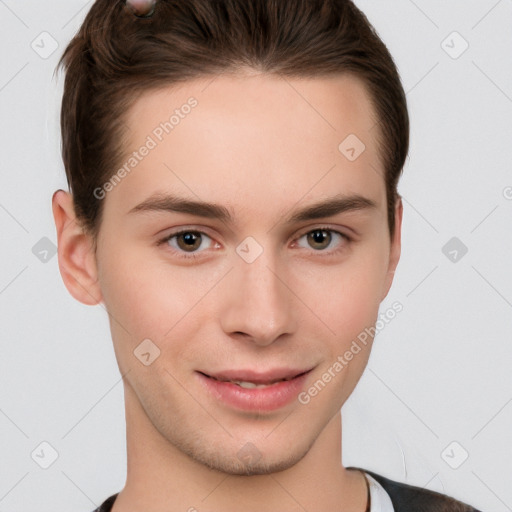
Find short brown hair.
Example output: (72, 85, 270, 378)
(56, 0, 409, 240)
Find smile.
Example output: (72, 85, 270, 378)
(196, 368, 313, 412)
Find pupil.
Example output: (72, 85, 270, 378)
(179, 232, 200, 251)
(309, 229, 330, 249)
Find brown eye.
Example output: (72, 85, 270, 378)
(157, 229, 219, 261)
(159, 230, 214, 255)
(307, 229, 332, 250)
(295, 228, 349, 254)
(176, 232, 203, 252)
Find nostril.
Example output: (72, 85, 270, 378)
(125, 0, 157, 18)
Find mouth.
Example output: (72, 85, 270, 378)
(200, 370, 308, 388)
(196, 367, 313, 412)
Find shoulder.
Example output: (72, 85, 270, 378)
(350, 466, 483, 512)
(91, 492, 118, 512)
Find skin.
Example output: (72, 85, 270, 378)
(125, 0, 156, 17)
(53, 71, 402, 512)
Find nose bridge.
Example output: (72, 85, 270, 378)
(220, 243, 295, 344)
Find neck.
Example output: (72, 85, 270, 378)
(113, 382, 367, 512)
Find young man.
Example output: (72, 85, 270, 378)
(52, 0, 482, 510)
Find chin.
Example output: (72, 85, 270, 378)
(179, 435, 312, 476)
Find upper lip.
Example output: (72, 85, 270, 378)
(199, 367, 313, 384)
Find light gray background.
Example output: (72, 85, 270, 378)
(1, 1, 511, 511)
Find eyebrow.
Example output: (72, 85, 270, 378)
(128, 193, 378, 225)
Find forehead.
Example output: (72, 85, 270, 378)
(109, 72, 385, 219)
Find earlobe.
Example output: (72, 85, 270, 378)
(381, 197, 403, 301)
(52, 190, 103, 306)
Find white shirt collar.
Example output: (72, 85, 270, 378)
(365, 472, 395, 512)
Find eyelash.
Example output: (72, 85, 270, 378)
(156, 226, 352, 261)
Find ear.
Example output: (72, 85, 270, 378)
(52, 190, 103, 306)
(381, 196, 403, 301)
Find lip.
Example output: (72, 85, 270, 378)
(196, 367, 313, 412)
(204, 367, 311, 384)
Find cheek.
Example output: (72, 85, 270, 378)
(310, 253, 388, 338)
(98, 245, 182, 330)
(298, 260, 386, 413)
(96, 245, 227, 364)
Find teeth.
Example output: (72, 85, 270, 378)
(207, 374, 297, 388)
(232, 380, 283, 389)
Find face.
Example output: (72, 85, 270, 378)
(92, 72, 401, 475)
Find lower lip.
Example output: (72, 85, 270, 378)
(197, 371, 311, 412)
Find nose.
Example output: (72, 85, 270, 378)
(218, 248, 297, 346)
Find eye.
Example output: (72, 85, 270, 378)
(295, 228, 349, 252)
(158, 230, 216, 256)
